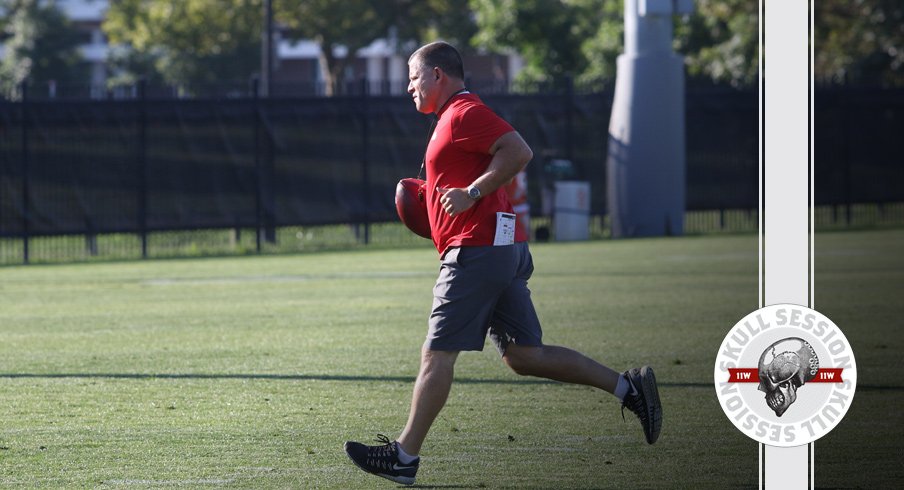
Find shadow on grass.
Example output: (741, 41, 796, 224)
(2, 374, 900, 392)
(0, 372, 554, 385)
(406, 486, 485, 489)
(407, 486, 644, 490)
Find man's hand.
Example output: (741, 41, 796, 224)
(437, 187, 475, 217)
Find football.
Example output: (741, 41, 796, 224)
(395, 178, 431, 239)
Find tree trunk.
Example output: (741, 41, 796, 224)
(318, 45, 336, 96)
(318, 41, 359, 96)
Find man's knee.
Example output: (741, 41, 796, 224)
(503, 345, 542, 376)
(420, 347, 459, 373)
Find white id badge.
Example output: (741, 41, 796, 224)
(493, 212, 517, 246)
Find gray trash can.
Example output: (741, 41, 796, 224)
(554, 181, 590, 241)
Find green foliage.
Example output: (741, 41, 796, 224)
(274, 0, 474, 95)
(103, 0, 475, 95)
(275, 0, 392, 95)
(471, 0, 601, 86)
(574, 0, 624, 88)
(0, 0, 87, 98)
(815, 0, 903, 86)
(6, 0, 891, 95)
(103, 0, 262, 90)
(674, 0, 758, 87)
(472, 0, 901, 89)
(470, 0, 758, 89)
(674, 0, 902, 87)
(389, 0, 476, 53)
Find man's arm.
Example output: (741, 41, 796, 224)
(473, 131, 534, 196)
(437, 131, 533, 217)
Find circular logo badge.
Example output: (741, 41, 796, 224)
(713, 304, 857, 447)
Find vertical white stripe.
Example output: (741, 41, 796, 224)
(764, 0, 809, 308)
(810, 0, 816, 311)
(765, 445, 809, 488)
(762, 0, 812, 488)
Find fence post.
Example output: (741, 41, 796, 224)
(21, 82, 30, 264)
(565, 75, 574, 162)
(138, 78, 149, 258)
(360, 77, 370, 245)
(840, 92, 852, 225)
(252, 77, 262, 253)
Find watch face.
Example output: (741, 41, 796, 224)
(469, 187, 480, 199)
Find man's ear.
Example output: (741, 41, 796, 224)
(433, 67, 442, 82)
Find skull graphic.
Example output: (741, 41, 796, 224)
(757, 337, 819, 417)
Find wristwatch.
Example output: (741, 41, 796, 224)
(467, 185, 482, 200)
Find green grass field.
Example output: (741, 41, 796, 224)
(1, 230, 902, 488)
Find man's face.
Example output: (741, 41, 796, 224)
(407, 59, 439, 114)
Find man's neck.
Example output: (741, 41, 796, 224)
(434, 86, 469, 115)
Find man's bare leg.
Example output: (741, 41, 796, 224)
(502, 343, 621, 393)
(396, 346, 459, 455)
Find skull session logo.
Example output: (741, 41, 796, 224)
(756, 337, 820, 417)
(714, 304, 857, 447)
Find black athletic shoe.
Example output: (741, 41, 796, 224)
(621, 366, 663, 444)
(344, 434, 419, 485)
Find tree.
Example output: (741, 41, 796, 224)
(675, 0, 902, 87)
(103, 0, 262, 91)
(471, 0, 899, 90)
(275, 0, 477, 95)
(0, 0, 87, 99)
(392, 0, 477, 52)
(470, 0, 601, 88)
(815, 0, 903, 86)
(573, 0, 623, 88)
(470, 0, 758, 90)
(100, 0, 899, 98)
(102, 0, 472, 96)
(674, 0, 759, 88)
(274, 0, 392, 95)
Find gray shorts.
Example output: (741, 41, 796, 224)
(426, 242, 543, 354)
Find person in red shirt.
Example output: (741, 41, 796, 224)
(345, 42, 662, 486)
(504, 170, 531, 239)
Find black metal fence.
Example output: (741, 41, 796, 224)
(1, 82, 901, 264)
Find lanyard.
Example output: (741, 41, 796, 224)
(417, 89, 469, 180)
